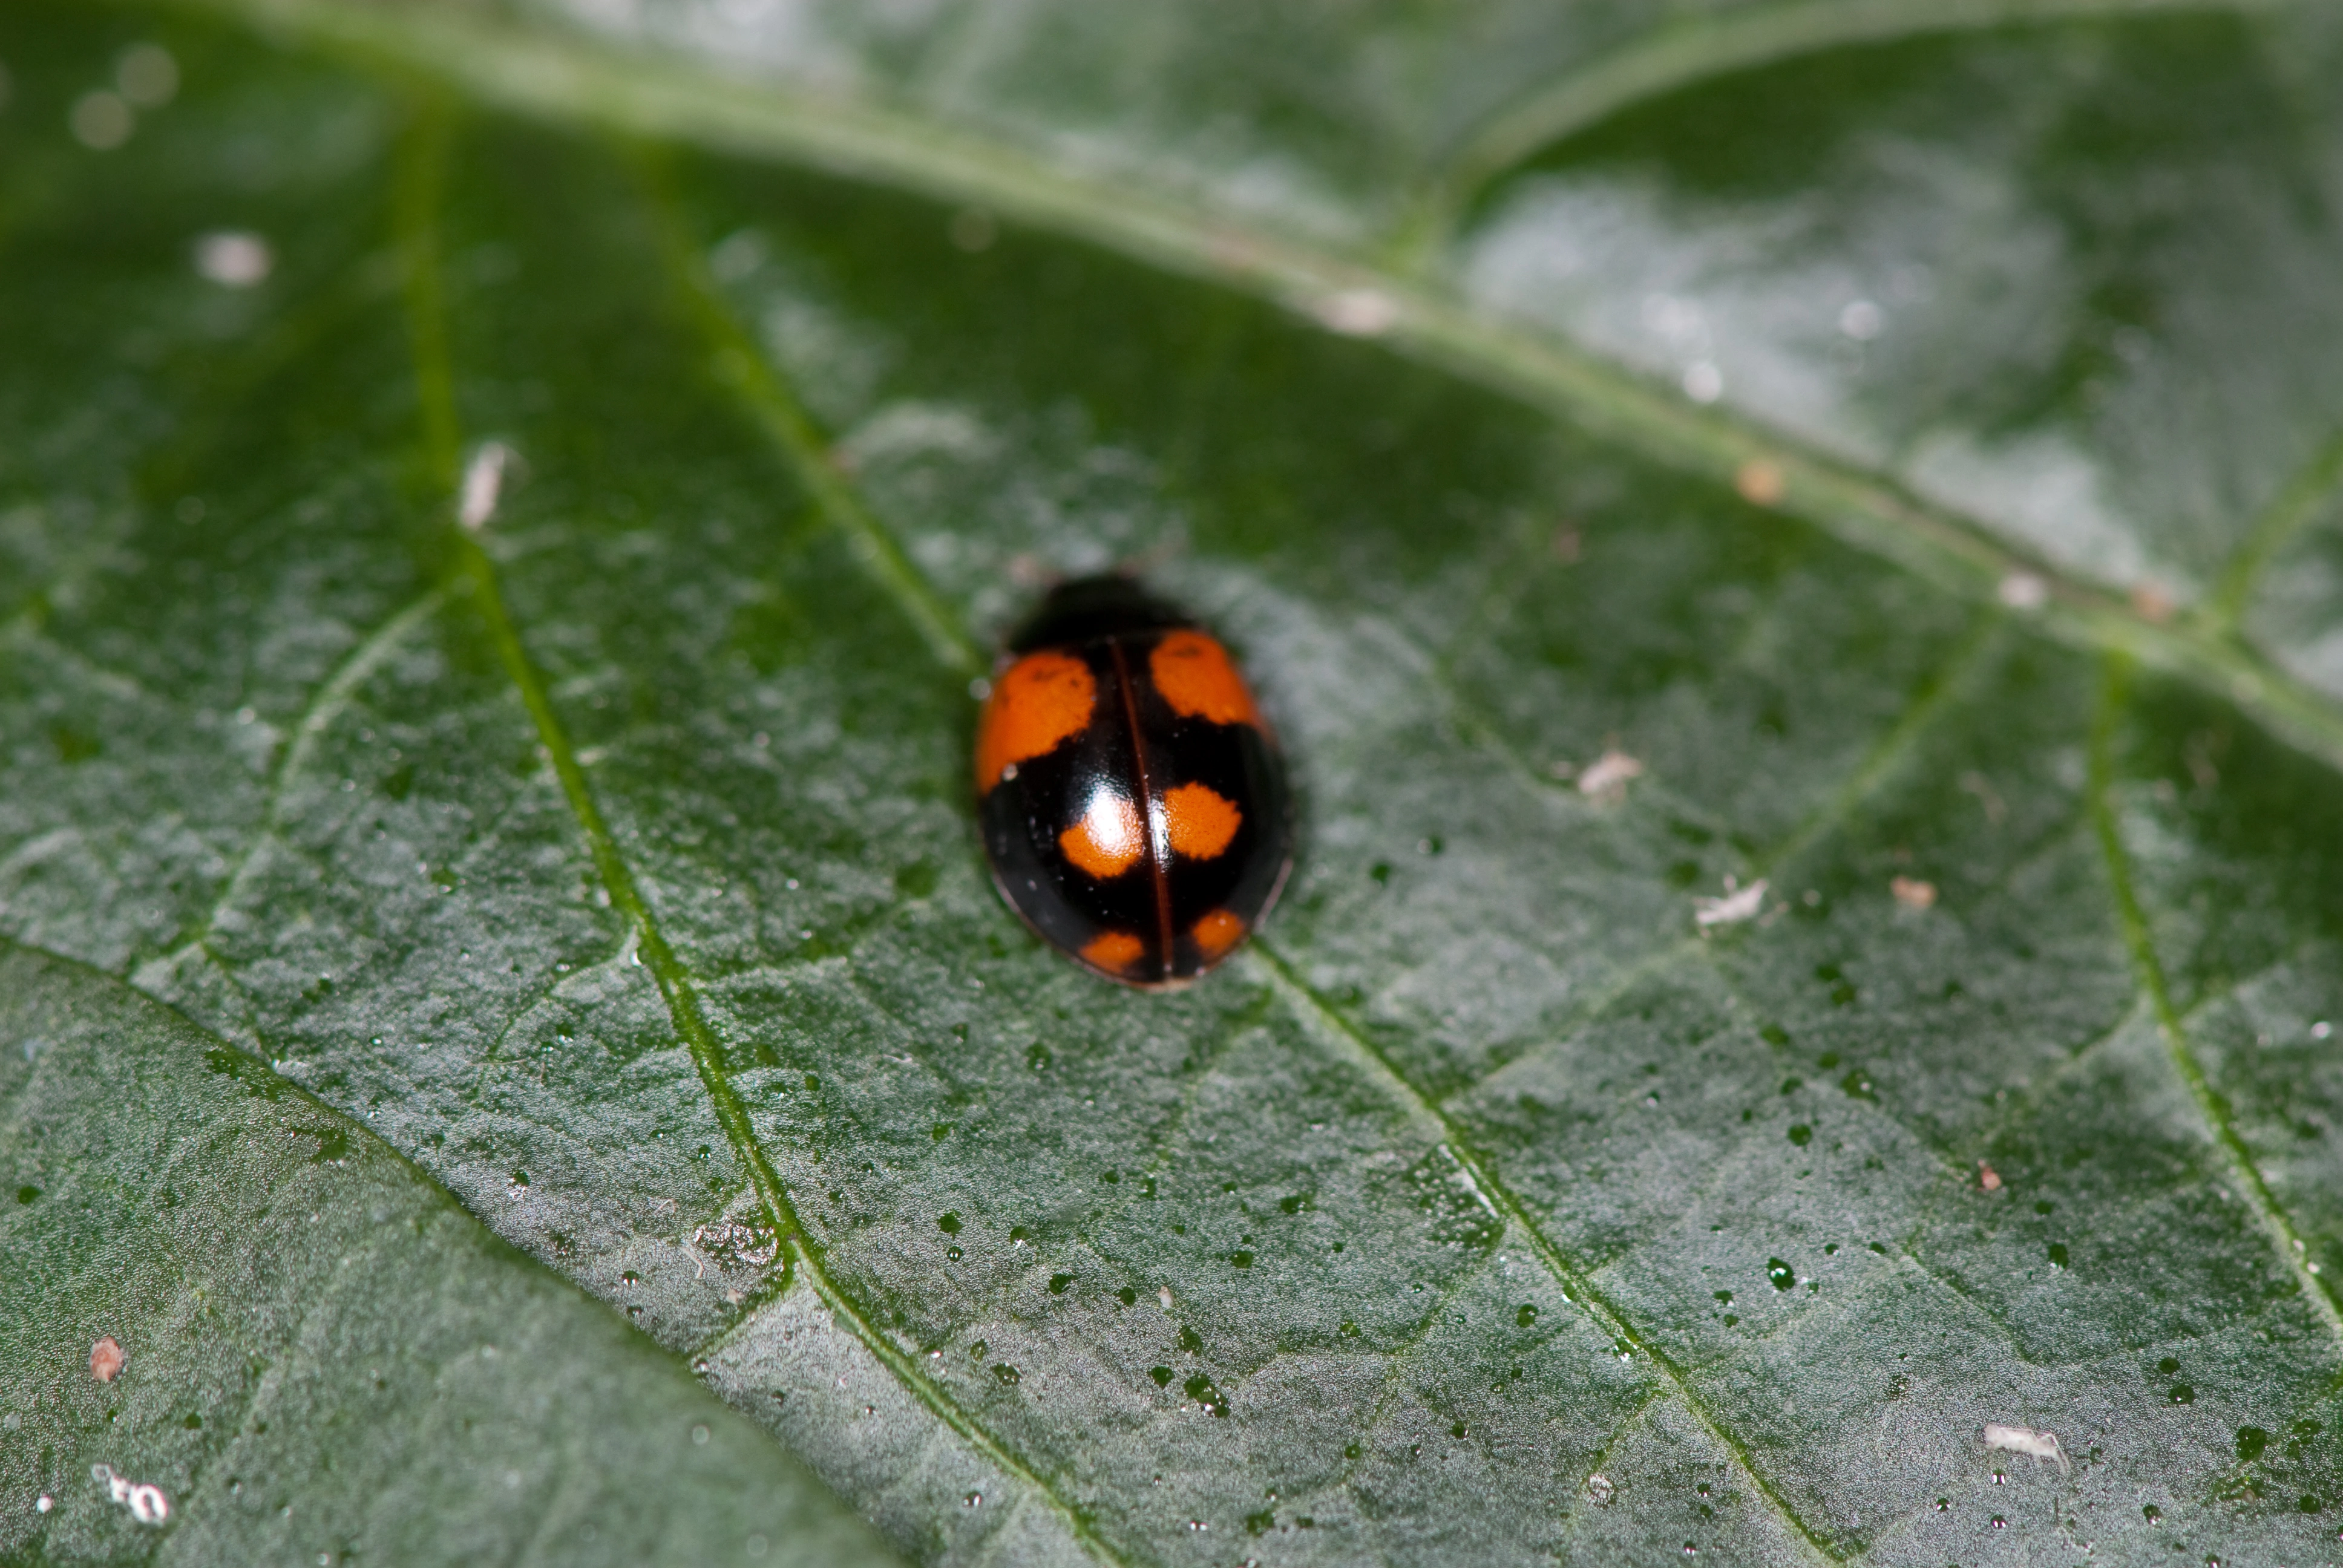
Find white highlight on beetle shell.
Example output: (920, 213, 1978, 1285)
(1078, 786, 1144, 864)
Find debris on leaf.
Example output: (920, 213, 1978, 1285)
(1890, 875, 1937, 910)
(193, 230, 272, 288)
(90, 1336, 125, 1382)
(91, 1465, 169, 1524)
(693, 1218, 779, 1270)
(1586, 1473, 1616, 1504)
(1997, 571, 2049, 610)
(1694, 876, 1766, 929)
(1982, 1423, 2069, 1474)
(2129, 582, 2175, 622)
(1311, 288, 1398, 338)
(1576, 749, 1643, 803)
(458, 442, 514, 532)
(1734, 458, 1785, 507)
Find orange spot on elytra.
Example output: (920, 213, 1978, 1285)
(1080, 930, 1145, 973)
(975, 652, 1095, 793)
(1164, 782, 1240, 860)
(1060, 791, 1144, 878)
(1149, 630, 1259, 728)
(1190, 909, 1246, 959)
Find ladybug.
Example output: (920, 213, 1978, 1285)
(974, 575, 1292, 987)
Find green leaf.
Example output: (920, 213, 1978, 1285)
(0, 944, 905, 1565)
(7, 0, 2343, 1564)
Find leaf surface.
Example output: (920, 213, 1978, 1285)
(0, 944, 905, 1566)
(6, 1, 2343, 1564)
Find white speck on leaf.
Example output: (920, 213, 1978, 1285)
(459, 442, 513, 531)
(1693, 876, 1766, 929)
(1890, 875, 1937, 910)
(91, 1465, 169, 1524)
(194, 231, 272, 287)
(1312, 289, 1397, 337)
(1576, 749, 1643, 803)
(1982, 1423, 2069, 1474)
(1996, 571, 2049, 611)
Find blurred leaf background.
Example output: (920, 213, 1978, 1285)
(7, 1, 2343, 1563)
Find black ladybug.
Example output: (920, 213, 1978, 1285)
(973, 577, 1291, 987)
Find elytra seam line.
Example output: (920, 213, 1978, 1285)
(1109, 639, 1178, 978)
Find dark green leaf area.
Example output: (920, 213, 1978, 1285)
(0, 944, 902, 1567)
(10, 4, 2343, 1567)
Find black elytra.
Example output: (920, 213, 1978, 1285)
(973, 576, 1291, 987)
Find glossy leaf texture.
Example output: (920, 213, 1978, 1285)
(0, 946, 905, 1566)
(5, 1, 2343, 1564)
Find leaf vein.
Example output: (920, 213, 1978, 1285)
(637, 158, 981, 677)
(392, 106, 1130, 1568)
(134, 587, 447, 991)
(2203, 422, 2343, 635)
(2088, 653, 2343, 1352)
(1245, 940, 1845, 1564)
(1418, 0, 2269, 246)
